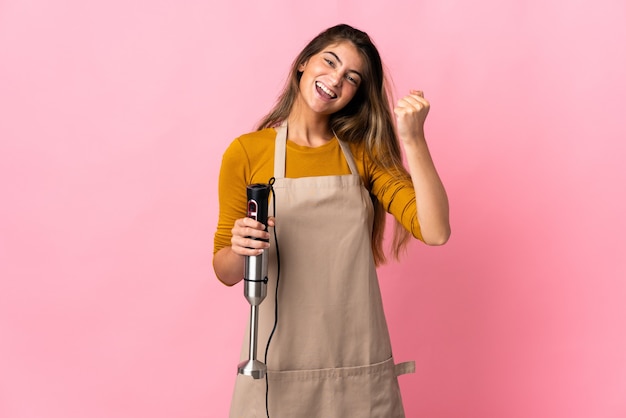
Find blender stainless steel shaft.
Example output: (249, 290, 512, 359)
(237, 183, 270, 379)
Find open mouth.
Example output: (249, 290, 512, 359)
(315, 81, 337, 99)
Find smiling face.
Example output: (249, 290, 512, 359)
(296, 41, 365, 117)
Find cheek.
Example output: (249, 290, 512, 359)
(297, 72, 311, 91)
(342, 85, 359, 102)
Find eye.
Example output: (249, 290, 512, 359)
(345, 74, 359, 85)
(324, 58, 335, 67)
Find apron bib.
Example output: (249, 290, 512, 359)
(230, 125, 414, 418)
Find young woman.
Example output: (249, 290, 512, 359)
(213, 23, 450, 418)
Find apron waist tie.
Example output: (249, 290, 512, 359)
(394, 360, 416, 377)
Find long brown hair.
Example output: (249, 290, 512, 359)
(257, 24, 410, 264)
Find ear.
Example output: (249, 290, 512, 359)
(298, 60, 308, 72)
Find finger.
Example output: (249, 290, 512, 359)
(395, 97, 418, 112)
(232, 244, 267, 257)
(232, 218, 270, 240)
(411, 91, 430, 109)
(395, 99, 426, 116)
(235, 235, 269, 250)
(239, 216, 264, 229)
(403, 93, 429, 108)
(231, 236, 270, 255)
(398, 92, 428, 106)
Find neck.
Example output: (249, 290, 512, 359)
(287, 102, 334, 147)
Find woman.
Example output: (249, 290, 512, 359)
(214, 24, 450, 418)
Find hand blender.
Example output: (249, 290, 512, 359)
(237, 183, 271, 379)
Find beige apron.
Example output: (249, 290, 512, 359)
(230, 125, 414, 418)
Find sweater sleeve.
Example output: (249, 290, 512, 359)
(358, 146, 423, 241)
(213, 138, 251, 254)
(213, 130, 276, 254)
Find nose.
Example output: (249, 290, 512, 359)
(329, 70, 342, 87)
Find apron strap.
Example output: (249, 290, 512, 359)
(274, 122, 288, 179)
(394, 360, 416, 377)
(336, 138, 359, 176)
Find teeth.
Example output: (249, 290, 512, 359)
(316, 81, 336, 98)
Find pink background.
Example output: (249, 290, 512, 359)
(1, 1, 625, 417)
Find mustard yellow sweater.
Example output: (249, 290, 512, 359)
(214, 128, 422, 253)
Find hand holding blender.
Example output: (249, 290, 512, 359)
(237, 183, 271, 379)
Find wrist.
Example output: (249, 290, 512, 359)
(401, 134, 427, 148)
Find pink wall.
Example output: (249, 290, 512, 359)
(1, 1, 625, 417)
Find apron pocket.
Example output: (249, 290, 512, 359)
(230, 373, 267, 418)
(263, 357, 410, 418)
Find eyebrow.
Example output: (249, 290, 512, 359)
(324, 51, 363, 79)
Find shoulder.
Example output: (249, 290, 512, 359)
(234, 128, 276, 147)
(223, 127, 276, 159)
(345, 140, 367, 160)
(345, 140, 374, 172)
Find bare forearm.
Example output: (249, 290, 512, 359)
(213, 246, 245, 286)
(404, 138, 450, 245)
